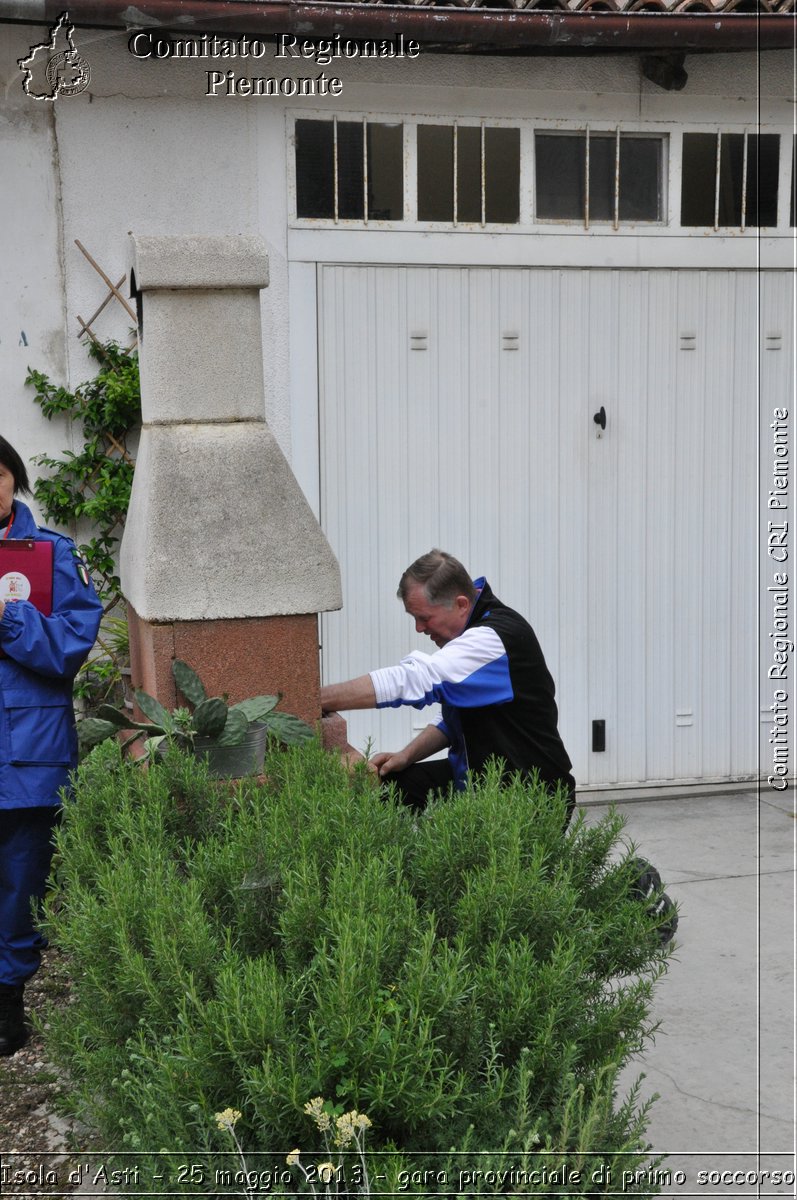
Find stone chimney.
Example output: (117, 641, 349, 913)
(120, 234, 341, 725)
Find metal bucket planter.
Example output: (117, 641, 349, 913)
(191, 722, 268, 779)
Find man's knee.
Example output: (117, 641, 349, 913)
(380, 761, 454, 811)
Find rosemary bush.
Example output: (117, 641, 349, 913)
(43, 741, 670, 1195)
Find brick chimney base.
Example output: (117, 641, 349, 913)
(127, 606, 321, 726)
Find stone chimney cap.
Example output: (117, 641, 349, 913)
(128, 234, 269, 293)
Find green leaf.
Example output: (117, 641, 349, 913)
(96, 705, 137, 729)
(216, 708, 249, 747)
(193, 697, 228, 739)
(230, 695, 279, 723)
(172, 660, 206, 707)
(27, 338, 139, 617)
(264, 711, 315, 746)
(96, 705, 163, 735)
(77, 718, 119, 747)
(143, 734, 168, 761)
(133, 690, 174, 732)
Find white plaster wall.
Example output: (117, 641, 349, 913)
(1, 19, 793, 490)
(1, 22, 288, 471)
(0, 26, 73, 525)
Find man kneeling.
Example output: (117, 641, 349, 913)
(320, 549, 575, 822)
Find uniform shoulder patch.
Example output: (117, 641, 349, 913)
(70, 546, 90, 587)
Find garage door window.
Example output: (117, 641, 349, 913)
(535, 131, 665, 225)
(417, 124, 521, 224)
(295, 117, 403, 221)
(293, 117, 789, 233)
(681, 131, 780, 228)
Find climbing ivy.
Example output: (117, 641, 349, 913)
(25, 339, 140, 710)
(25, 338, 140, 611)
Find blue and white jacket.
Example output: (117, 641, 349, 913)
(0, 501, 103, 809)
(370, 578, 573, 792)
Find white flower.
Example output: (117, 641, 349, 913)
(304, 1096, 332, 1132)
(215, 1107, 242, 1132)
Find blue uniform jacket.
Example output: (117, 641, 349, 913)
(0, 501, 102, 809)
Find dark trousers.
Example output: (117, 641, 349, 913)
(381, 760, 455, 811)
(0, 807, 60, 986)
(382, 760, 576, 827)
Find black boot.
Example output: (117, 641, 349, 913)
(627, 857, 679, 946)
(0, 983, 28, 1056)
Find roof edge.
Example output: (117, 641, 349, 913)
(0, 1, 794, 50)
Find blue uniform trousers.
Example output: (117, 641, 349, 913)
(0, 807, 59, 986)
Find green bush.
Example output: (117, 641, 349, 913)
(43, 741, 671, 1195)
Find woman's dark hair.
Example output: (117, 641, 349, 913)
(0, 436, 31, 495)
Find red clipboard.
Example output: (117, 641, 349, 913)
(0, 539, 54, 657)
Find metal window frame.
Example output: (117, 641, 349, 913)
(685, 127, 782, 232)
(423, 118, 508, 228)
(288, 112, 787, 237)
(534, 127, 667, 229)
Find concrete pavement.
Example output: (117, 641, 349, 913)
(582, 786, 796, 1199)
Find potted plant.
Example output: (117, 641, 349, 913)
(78, 659, 313, 777)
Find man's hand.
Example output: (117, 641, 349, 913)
(369, 750, 411, 777)
(369, 725, 450, 779)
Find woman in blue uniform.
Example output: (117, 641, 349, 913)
(0, 436, 102, 1055)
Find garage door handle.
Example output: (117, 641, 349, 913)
(593, 406, 606, 431)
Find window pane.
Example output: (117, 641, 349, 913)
(295, 120, 334, 219)
(718, 133, 743, 226)
(746, 134, 779, 227)
(589, 134, 615, 222)
(337, 121, 364, 220)
(619, 137, 662, 221)
(681, 133, 718, 226)
(457, 126, 482, 223)
(367, 123, 403, 221)
(418, 125, 453, 221)
(485, 127, 520, 223)
(536, 133, 585, 220)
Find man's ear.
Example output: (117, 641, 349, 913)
(455, 594, 472, 617)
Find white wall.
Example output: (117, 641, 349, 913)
(0, 32, 71, 524)
(1, 21, 793, 501)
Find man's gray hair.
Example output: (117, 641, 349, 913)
(398, 549, 476, 608)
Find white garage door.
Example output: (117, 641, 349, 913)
(318, 266, 792, 790)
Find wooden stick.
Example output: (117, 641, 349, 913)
(104, 431, 134, 464)
(76, 316, 104, 348)
(75, 240, 137, 323)
(78, 276, 127, 338)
